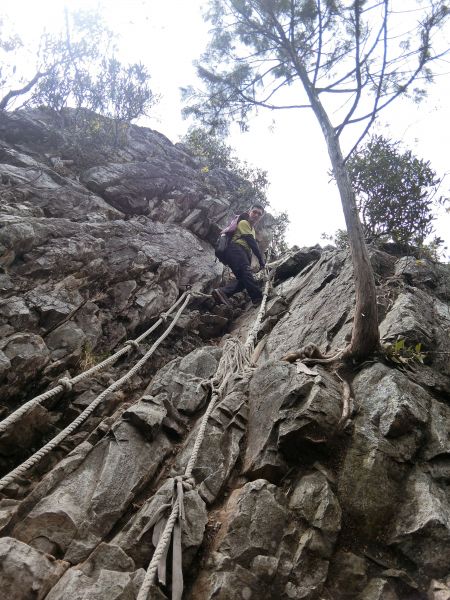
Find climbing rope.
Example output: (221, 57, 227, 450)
(137, 269, 274, 600)
(0, 293, 193, 493)
(0, 291, 192, 437)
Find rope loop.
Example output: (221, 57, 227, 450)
(160, 312, 168, 321)
(125, 340, 140, 351)
(57, 377, 73, 393)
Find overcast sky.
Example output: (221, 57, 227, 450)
(3, 0, 450, 256)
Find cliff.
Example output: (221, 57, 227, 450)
(0, 109, 450, 600)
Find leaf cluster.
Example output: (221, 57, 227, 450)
(347, 134, 441, 247)
(184, 0, 450, 147)
(382, 338, 427, 368)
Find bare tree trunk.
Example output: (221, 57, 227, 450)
(327, 134, 380, 359)
(299, 73, 380, 359)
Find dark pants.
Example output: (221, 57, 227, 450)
(219, 242, 262, 301)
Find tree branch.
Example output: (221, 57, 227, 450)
(0, 70, 48, 110)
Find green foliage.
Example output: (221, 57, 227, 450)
(347, 135, 441, 247)
(321, 229, 349, 250)
(382, 338, 427, 368)
(183, 1, 449, 137)
(271, 210, 290, 258)
(419, 236, 448, 262)
(0, 8, 157, 137)
(183, 127, 269, 205)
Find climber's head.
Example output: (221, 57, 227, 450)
(248, 204, 264, 225)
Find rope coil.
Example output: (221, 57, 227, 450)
(137, 270, 274, 600)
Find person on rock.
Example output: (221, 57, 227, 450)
(212, 204, 266, 307)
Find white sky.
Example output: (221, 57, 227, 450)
(3, 0, 450, 256)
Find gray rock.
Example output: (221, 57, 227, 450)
(0, 350, 11, 383)
(114, 478, 207, 569)
(380, 289, 436, 350)
(265, 251, 355, 358)
(196, 563, 265, 600)
(45, 321, 86, 361)
(429, 577, 450, 600)
(26, 291, 76, 330)
(218, 480, 288, 566)
(282, 536, 329, 599)
(147, 346, 222, 415)
(395, 256, 439, 290)
(80, 159, 201, 215)
(244, 361, 342, 479)
(389, 468, 450, 577)
(424, 399, 450, 460)
(14, 423, 172, 562)
(0, 537, 68, 600)
(338, 363, 430, 535)
(173, 388, 248, 504)
(358, 578, 399, 600)
(122, 395, 167, 440)
(0, 401, 50, 455)
(289, 471, 341, 556)
(273, 245, 322, 280)
(0, 296, 37, 330)
(0, 332, 50, 398)
(44, 567, 136, 600)
(109, 280, 137, 312)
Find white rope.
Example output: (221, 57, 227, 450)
(0, 292, 190, 437)
(137, 271, 273, 600)
(0, 294, 192, 493)
(244, 273, 271, 359)
(136, 501, 180, 600)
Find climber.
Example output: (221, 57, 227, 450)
(212, 204, 266, 307)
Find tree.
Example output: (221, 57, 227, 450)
(347, 135, 441, 247)
(0, 8, 157, 131)
(183, 0, 449, 359)
(183, 127, 269, 205)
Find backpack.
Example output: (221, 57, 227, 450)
(214, 214, 243, 264)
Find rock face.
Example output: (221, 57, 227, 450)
(1, 109, 450, 600)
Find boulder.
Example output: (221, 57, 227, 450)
(338, 363, 430, 536)
(0, 332, 50, 398)
(289, 471, 341, 556)
(146, 346, 222, 415)
(389, 468, 450, 577)
(0, 537, 68, 600)
(244, 361, 342, 480)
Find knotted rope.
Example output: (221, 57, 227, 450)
(0, 294, 192, 493)
(137, 270, 274, 600)
(0, 291, 192, 437)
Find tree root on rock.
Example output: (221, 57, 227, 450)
(281, 344, 354, 430)
(281, 343, 345, 364)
